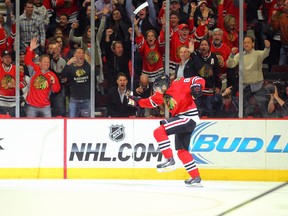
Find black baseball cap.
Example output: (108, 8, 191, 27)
(1, 50, 12, 58)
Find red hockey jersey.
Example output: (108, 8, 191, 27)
(0, 63, 26, 107)
(217, 4, 239, 49)
(136, 34, 164, 81)
(0, 23, 15, 54)
(25, 49, 61, 108)
(138, 76, 205, 118)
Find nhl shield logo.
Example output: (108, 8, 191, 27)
(109, 125, 125, 142)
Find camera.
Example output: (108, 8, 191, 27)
(264, 83, 275, 94)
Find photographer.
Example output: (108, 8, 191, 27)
(266, 83, 288, 117)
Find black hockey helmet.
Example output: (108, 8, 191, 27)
(153, 74, 170, 93)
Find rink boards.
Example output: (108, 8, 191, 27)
(0, 118, 287, 181)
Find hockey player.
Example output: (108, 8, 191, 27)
(128, 74, 205, 187)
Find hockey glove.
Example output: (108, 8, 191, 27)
(190, 83, 203, 98)
(127, 95, 141, 108)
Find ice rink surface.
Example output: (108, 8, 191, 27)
(0, 179, 287, 216)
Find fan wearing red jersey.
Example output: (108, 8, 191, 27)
(128, 75, 205, 187)
(25, 38, 61, 117)
(133, 17, 164, 83)
(0, 50, 27, 117)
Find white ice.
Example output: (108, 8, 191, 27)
(0, 180, 287, 216)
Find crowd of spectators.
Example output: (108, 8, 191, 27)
(0, 0, 288, 118)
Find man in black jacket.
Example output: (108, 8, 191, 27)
(106, 73, 137, 117)
(175, 46, 198, 79)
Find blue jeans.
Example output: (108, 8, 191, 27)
(50, 85, 67, 117)
(26, 105, 52, 117)
(69, 97, 91, 117)
(0, 106, 15, 117)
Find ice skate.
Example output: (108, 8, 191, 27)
(156, 158, 176, 172)
(185, 176, 203, 187)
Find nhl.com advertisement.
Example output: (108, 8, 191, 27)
(67, 119, 164, 168)
(67, 119, 288, 170)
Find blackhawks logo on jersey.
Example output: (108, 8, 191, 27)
(76, 69, 86, 77)
(1, 75, 15, 89)
(34, 75, 48, 90)
(199, 64, 213, 78)
(164, 94, 177, 110)
(146, 51, 159, 65)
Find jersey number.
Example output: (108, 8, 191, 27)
(183, 78, 191, 83)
